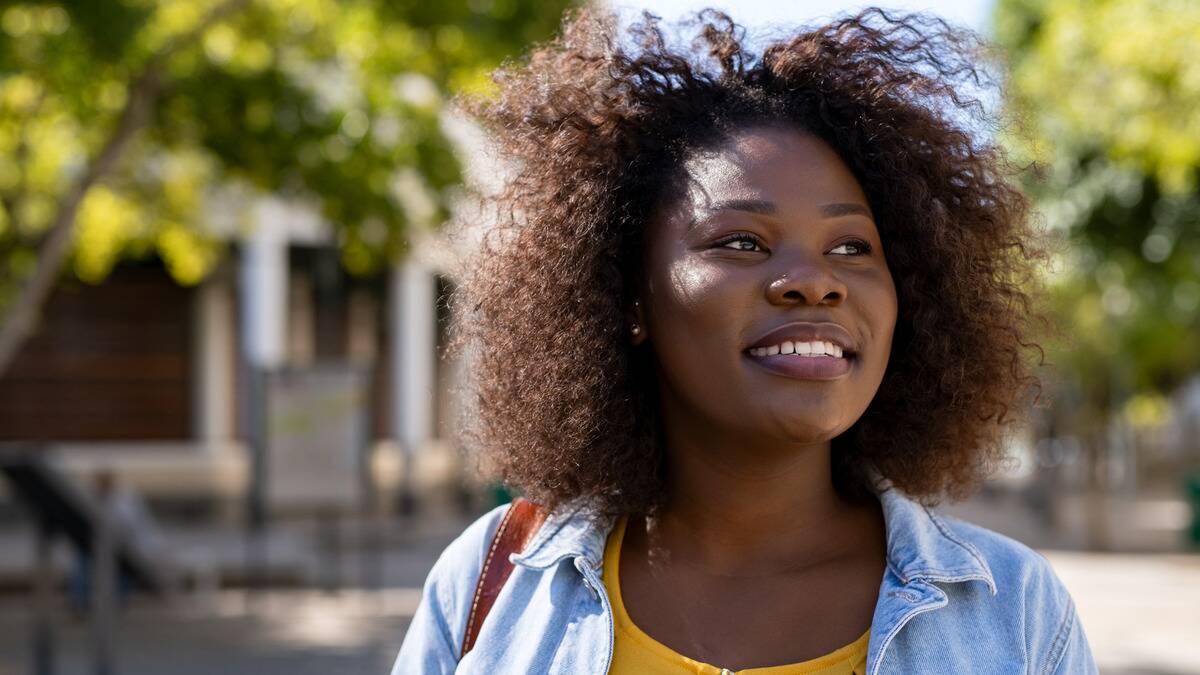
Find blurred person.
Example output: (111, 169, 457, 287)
(69, 469, 165, 613)
(394, 6, 1096, 674)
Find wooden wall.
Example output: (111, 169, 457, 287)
(0, 264, 194, 441)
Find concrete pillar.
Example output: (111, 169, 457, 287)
(287, 271, 315, 367)
(346, 289, 378, 365)
(193, 272, 236, 442)
(389, 259, 436, 513)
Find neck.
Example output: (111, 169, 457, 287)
(644, 403, 876, 577)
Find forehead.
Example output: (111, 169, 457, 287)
(679, 126, 868, 211)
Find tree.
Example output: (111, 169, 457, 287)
(0, 0, 572, 374)
(994, 0, 1200, 439)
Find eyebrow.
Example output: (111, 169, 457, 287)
(819, 202, 872, 218)
(705, 198, 777, 216)
(702, 199, 872, 218)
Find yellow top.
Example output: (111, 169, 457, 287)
(603, 514, 870, 675)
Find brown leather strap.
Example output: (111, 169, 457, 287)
(460, 497, 548, 659)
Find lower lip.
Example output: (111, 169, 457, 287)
(744, 353, 852, 380)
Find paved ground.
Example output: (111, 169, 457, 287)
(0, 490, 1196, 674)
(1042, 551, 1200, 675)
(0, 590, 417, 675)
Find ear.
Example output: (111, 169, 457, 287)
(626, 298, 647, 346)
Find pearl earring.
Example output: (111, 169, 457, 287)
(630, 324, 641, 335)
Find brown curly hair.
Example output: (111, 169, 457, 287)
(444, 6, 1046, 518)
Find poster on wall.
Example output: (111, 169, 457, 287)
(265, 365, 370, 513)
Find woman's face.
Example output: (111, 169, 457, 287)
(635, 126, 898, 446)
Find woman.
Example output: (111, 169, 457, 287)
(393, 6, 1097, 674)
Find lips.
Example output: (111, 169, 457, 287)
(742, 321, 857, 381)
(744, 321, 858, 356)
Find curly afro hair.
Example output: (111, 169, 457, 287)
(444, 5, 1046, 518)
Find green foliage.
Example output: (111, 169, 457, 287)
(994, 0, 1200, 417)
(0, 0, 571, 303)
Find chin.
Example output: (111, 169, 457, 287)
(776, 416, 851, 444)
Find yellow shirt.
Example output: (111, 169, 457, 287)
(603, 514, 870, 675)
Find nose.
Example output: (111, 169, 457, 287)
(764, 252, 847, 306)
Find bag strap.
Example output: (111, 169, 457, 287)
(460, 496, 548, 659)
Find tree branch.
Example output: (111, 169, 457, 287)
(0, 0, 250, 376)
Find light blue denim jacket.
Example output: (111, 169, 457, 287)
(392, 485, 1097, 674)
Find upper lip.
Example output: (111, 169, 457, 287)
(745, 321, 858, 355)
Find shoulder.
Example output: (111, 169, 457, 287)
(931, 510, 1067, 598)
(930, 511, 1089, 673)
(391, 502, 513, 673)
(422, 503, 514, 630)
(427, 502, 513, 586)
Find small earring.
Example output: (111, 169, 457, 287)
(630, 324, 641, 335)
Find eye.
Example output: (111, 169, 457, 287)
(713, 233, 766, 252)
(828, 239, 873, 256)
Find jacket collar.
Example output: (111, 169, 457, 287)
(874, 483, 997, 595)
(510, 495, 613, 571)
(510, 482, 996, 595)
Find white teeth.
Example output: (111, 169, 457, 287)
(748, 340, 849, 358)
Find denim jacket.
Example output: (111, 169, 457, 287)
(392, 485, 1097, 674)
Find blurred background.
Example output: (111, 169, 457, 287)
(0, 0, 1195, 673)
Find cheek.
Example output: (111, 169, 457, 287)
(861, 273, 899, 375)
(876, 280, 898, 342)
(882, 274, 899, 342)
(644, 255, 751, 398)
(648, 255, 743, 332)
(668, 258, 718, 307)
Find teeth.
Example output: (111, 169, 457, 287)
(748, 340, 848, 358)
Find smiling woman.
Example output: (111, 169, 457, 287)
(640, 129, 897, 447)
(392, 6, 1097, 675)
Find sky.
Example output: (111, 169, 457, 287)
(602, 0, 1001, 139)
(607, 0, 994, 35)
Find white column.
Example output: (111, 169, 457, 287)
(240, 200, 288, 371)
(389, 259, 436, 506)
(240, 199, 289, 529)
